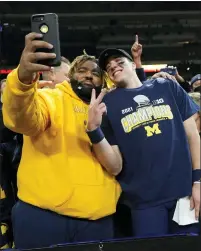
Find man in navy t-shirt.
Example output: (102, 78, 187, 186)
(86, 48, 200, 237)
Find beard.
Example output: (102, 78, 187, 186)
(70, 78, 102, 103)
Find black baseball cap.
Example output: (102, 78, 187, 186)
(98, 48, 133, 71)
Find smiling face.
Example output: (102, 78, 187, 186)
(73, 60, 102, 88)
(105, 56, 136, 88)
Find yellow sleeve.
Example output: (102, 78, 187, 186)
(2, 68, 52, 136)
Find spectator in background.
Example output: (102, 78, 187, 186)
(0, 79, 6, 103)
(153, 66, 191, 93)
(96, 48, 200, 237)
(2, 33, 121, 249)
(42, 56, 71, 88)
(191, 74, 201, 93)
(0, 78, 18, 249)
(0, 77, 17, 143)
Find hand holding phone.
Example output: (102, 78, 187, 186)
(31, 13, 61, 67)
(18, 32, 56, 85)
(17, 13, 61, 85)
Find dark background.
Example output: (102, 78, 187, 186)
(0, 1, 201, 79)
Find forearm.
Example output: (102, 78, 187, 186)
(187, 132, 200, 170)
(92, 138, 122, 176)
(134, 58, 142, 68)
(3, 68, 48, 136)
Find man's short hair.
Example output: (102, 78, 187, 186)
(68, 54, 97, 78)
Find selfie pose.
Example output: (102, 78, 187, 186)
(2, 15, 122, 249)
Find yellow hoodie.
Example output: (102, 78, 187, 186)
(2, 68, 121, 220)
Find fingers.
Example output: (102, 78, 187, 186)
(98, 102, 106, 110)
(151, 73, 157, 79)
(163, 73, 172, 80)
(29, 52, 56, 63)
(171, 76, 177, 81)
(99, 106, 107, 115)
(195, 203, 200, 220)
(132, 43, 142, 51)
(152, 72, 174, 80)
(135, 34, 139, 44)
(190, 196, 195, 210)
(190, 196, 200, 220)
(28, 40, 53, 52)
(25, 32, 43, 45)
(90, 88, 96, 105)
(28, 63, 51, 72)
(37, 80, 54, 89)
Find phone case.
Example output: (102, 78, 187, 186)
(31, 13, 61, 66)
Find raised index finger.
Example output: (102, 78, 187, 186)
(135, 34, 139, 43)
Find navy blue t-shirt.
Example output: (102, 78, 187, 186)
(101, 78, 199, 209)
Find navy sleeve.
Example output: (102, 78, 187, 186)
(168, 79, 199, 121)
(136, 68, 146, 82)
(101, 114, 118, 146)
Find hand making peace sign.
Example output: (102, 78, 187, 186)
(87, 89, 107, 131)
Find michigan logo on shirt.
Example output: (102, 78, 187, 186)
(121, 95, 174, 137)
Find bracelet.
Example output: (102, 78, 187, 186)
(86, 127, 105, 144)
(192, 169, 201, 183)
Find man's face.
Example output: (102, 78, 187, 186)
(42, 62, 70, 86)
(73, 60, 102, 87)
(192, 80, 201, 91)
(0, 80, 6, 94)
(54, 62, 70, 84)
(106, 57, 135, 87)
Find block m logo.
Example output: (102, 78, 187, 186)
(144, 123, 162, 137)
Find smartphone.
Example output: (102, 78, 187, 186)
(31, 13, 61, 66)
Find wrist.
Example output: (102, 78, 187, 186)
(192, 169, 201, 183)
(86, 124, 98, 132)
(133, 58, 142, 68)
(18, 68, 37, 85)
(86, 127, 105, 144)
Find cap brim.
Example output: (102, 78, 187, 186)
(98, 48, 132, 71)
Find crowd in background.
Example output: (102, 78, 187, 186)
(0, 33, 200, 249)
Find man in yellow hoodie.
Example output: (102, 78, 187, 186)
(2, 32, 122, 249)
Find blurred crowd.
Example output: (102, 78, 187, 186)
(0, 33, 200, 249)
